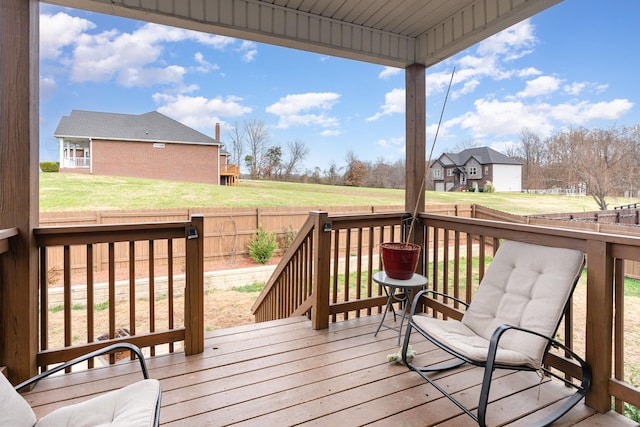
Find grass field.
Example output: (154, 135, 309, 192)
(40, 172, 637, 214)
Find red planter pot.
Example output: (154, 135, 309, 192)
(380, 242, 421, 280)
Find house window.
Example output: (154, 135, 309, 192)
(447, 169, 454, 176)
(485, 166, 489, 174)
(433, 169, 442, 178)
(468, 166, 477, 176)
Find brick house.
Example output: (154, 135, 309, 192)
(430, 147, 521, 192)
(54, 110, 239, 185)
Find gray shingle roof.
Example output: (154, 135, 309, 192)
(54, 110, 220, 145)
(441, 147, 521, 166)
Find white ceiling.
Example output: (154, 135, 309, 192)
(45, 0, 563, 68)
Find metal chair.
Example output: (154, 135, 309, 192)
(2, 343, 161, 427)
(401, 240, 591, 427)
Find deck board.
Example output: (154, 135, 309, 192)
(23, 315, 632, 426)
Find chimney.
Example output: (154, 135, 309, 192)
(215, 122, 220, 141)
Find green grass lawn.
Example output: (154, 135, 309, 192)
(39, 172, 637, 215)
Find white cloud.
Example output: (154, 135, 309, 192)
(459, 99, 555, 138)
(366, 88, 405, 121)
(42, 14, 245, 88)
(40, 76, 57, 99)
(266, 92, 340, 129)
(40, 12, 96, 60)
(453, 79, 480, 99)
(563, 82, 588, 96)
(153, 93, 252, 131)
(379, 66, 401, 79)
(517, 75, 562, 98)
(550, 99, 634, 123)
(369, 20, 542, 120)
(454, 97, 634, 140)
(193, 52, 220, 73)
(238, 40, 258, 62)
(518, 67, 542, 78)
(375, 136, 404, 149)
(477, 20, 536, 59)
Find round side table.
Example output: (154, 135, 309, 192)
(373, 271, 428, 345)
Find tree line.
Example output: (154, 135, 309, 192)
(227, 119, 406, 188)
(506, 125, 640, 209)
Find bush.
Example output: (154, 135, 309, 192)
(279, 225, 297, 249)
(484, 181, 496, 193)
(40, 162, 60, 172)
(247, 225, 278, 264)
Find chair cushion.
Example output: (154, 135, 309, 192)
(35, 379, 160, 427)
(461, 240, 584, 366)
(412, 315, 537, 367)
(0, 372, 37, 427)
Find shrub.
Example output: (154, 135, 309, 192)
(247, 225, 278, 264)
(40, 161, 60, 172)
(279, 225, 297, 249)
(484, 181, 496, 193)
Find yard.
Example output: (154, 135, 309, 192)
(39, 173, 639, 215)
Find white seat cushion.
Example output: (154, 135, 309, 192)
(36, 379, 160, 427)
(412, 315, 537, 366)
(0, 372, 37, 427)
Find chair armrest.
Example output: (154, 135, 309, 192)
(488, 324, 587, 366)
(422, 290, 470, 309)
(408, 289, 470, 317)
(15, 343, 149, 392)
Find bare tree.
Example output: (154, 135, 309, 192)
(543, 126, 640, 209)
(324, 161, 343, 185)
(283, 139, 309, 179)
(227, 122, 245, 167)
(516, 128, 546, 190)
(571, 127, 639, 209)
(452, 138, 478, 152)
(243, 119, 270, 179)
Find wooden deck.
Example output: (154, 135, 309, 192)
(23, 315, 635, 426)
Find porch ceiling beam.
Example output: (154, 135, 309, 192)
(44, 0, 562, 69)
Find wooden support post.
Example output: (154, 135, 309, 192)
(405, 64, 426, 272)
(585, 239, 614, 412)
(0, 0, 40, 385)
(311, 211, 330, 330)
(184, 215, 204, 355)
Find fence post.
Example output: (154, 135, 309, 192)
(184, 214, 204, 355)
(585, 239, 614, 412)
(311, 211, 330, 330)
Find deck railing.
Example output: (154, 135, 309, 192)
(61, 156, 90, 168)
(33, 215, 204, 370)
(220, 163, 239, 175)
(253, 210, 640, 419)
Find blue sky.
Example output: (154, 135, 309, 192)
(40, 1, 639, 173)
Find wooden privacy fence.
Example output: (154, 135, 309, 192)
(39, 204, 471, 278)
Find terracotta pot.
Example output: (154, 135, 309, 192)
(380, 242, 421, 280)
